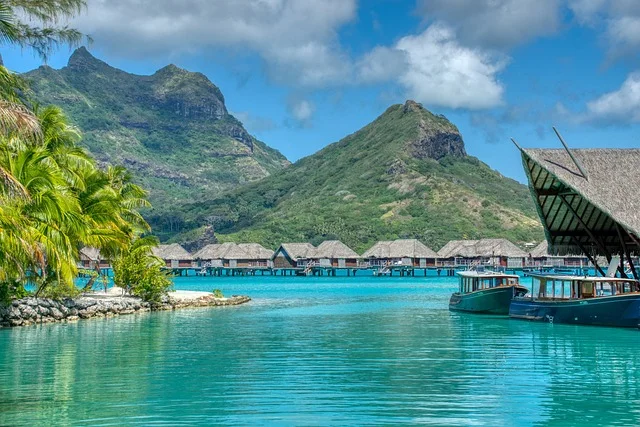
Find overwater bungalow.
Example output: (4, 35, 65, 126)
(192, 244, 223, 267)
(309, 240, 360, 268)
(527, 241, 589, 269)
(193, 242, 274, 268)
(235, 243, 274, 268)
(79, 247, 110, 270)
(272, 243, 316, 269)
(152, 244, 194, 268)
(437, 238, 527, 269)
(514, 143, 640, 279)
(361, 239, 438, 268)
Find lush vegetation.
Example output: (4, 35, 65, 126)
(112, 236, 173, 303)
(24, 48, 290, 239)
(0, 0, 169, 302)
(171, 102, 544, 252)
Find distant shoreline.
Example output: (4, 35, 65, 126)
(0, 291, 251, 328)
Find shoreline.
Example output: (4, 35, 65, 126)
(0, 290, 251, 328)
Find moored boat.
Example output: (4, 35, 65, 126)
(509, 274, 640, 328)
(449, 271, 528, 314)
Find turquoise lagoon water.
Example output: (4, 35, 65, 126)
(1, 275, 640, 426)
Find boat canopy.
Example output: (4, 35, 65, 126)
(457, 271, 520, 293)
(526, 274, 640, 300)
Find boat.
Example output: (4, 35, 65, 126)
(509, 274, 640, 328)
(449, 271, 528, 314)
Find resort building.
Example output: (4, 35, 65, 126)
(437, 238, 527, 269)
(193, 242, 274, 268)
(515, 145, 640, 278)
(361, 239, 439, 268)
(272, 243, 316, 269)
(309, 240, 360, 268)
(527, 241, 589, 268)
(79, 247, 110, 270)
(152, 243, 194, 268)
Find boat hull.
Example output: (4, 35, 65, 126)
(509, 294, 640, 328)
(449, 286, 527, 315)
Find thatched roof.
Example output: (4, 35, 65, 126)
(520, 148, 640, 255)
(79, 247, 101, 261)
(152, 244, 193, 260)
(313, 240, 360, 259)
(276, 243, 316, 260)
(238, 243, 274, 259)
(192, 244, 222, 260)
(193, 242, 273, 260)
(362, 239, 438, 258)
(438, 238, 527, 258)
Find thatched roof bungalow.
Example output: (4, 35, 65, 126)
(437, 238, 527, 268)
(272, 243, 316, 268)
(193, 242, 273, 268)
(528, 241, 589, 268)
(516, 145, 640, 277)
(362, 239, 439, 267)
(79, 247, 110, 269)
(152, 244, 194, 268)
(310, 240, 360, 268)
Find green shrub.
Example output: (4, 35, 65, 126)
(212, 289, 224, 298)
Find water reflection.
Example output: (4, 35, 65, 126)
(0, 277, 639, 426)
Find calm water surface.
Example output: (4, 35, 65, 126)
(1, 275, 640, 426)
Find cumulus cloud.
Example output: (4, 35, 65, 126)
(416, 0, 562, 49)
(356, 47, 408, 84)
(394, 24, 507, 109)
(584, 72, 640, 123)
(286, 97, 315, 125)
(74, 0, 356, 87)
(567, 0, 640, 58)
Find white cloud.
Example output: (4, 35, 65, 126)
(356, 47, 408, 83)
(585, 72, 640, 123)
(75, 0, 356, 87)
(416, 0, 561, 49)
(287, 98, 315, 123)
(394, 24, 507, 109)
(567, 1, 640, 57)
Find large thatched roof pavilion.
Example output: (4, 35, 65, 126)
(516, 143, 640, 277)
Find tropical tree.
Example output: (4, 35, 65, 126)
(0, 0, 88, 136)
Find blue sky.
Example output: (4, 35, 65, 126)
(4, 0, 640, 182)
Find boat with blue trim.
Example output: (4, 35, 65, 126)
(449, 271, 528, 314)
(509, 274, 640, 328)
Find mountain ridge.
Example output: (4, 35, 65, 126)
(171, 100, 543, 251)
(24, 47, 290, 231)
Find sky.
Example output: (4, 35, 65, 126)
(4, 0, 640, 183)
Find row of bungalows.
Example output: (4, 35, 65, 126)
(437, 238, 528, 269)
(361, 239, 438, 268)
(193, 242, 274, 268)
(272, 241, 360, 269)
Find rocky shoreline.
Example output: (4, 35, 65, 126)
(0, 293, 251, 328)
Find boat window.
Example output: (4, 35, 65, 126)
(582, 282, 594, 298)
(596, 282, 614, 296)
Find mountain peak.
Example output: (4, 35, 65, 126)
(403, 99, 423, 113)
(67, 47, 109, 71)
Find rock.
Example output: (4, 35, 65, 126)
(20, 305, 37, 320)
(37, 306, 50, 317)
(50, 307, 64, 320)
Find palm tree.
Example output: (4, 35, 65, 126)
(0, 0, 88, 137)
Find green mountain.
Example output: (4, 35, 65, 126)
(173, 101, 543, 252)
(24, 47, 289, 233)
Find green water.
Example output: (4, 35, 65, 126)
(1, 275, 639, 426)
